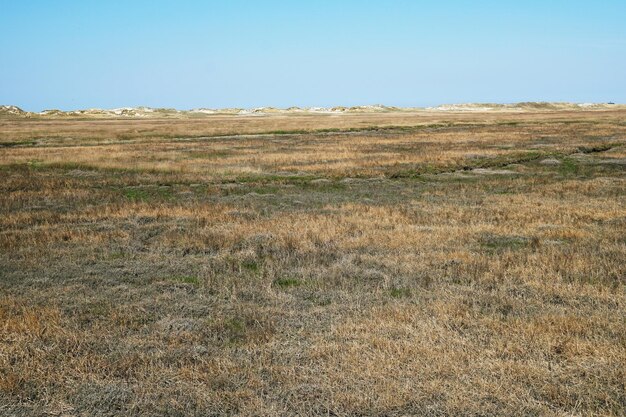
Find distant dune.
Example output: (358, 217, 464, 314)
(1, 102, 624, 118)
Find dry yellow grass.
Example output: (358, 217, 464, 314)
(1, 110, 625, 416)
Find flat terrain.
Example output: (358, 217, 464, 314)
(1, 110, 625, 416)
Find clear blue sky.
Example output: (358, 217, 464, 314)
(1, 1, 625, 111)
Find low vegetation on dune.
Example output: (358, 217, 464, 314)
(1, 110, 625, 416)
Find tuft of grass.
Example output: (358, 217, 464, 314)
(480, 234, 536, 252)
(241, 260, 260, 272)
(168, 275, 200, 286)
(389, 287, 412, 298)
(274, 278, 302, 288)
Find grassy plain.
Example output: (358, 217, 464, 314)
(1, 110, 625, 416)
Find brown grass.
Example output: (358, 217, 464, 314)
(1, 110, 625, 416)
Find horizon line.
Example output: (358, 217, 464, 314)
(2, 101, 623, 114)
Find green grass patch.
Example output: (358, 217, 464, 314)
(274, 278, 302, 288)
(228, 173, 318, 185)
(26, 159, 45, 170)
(124, 188, 150, 202)
(559, 159, 580, 176)
(241, 260, 260, 273)
(168, 275, 200, 286)
(480, 234, 536, 252)
(389, 287, 412, 298)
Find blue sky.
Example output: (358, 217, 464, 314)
(1, 1, 625, 111)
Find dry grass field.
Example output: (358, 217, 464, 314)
(1, 110, 625, 416)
